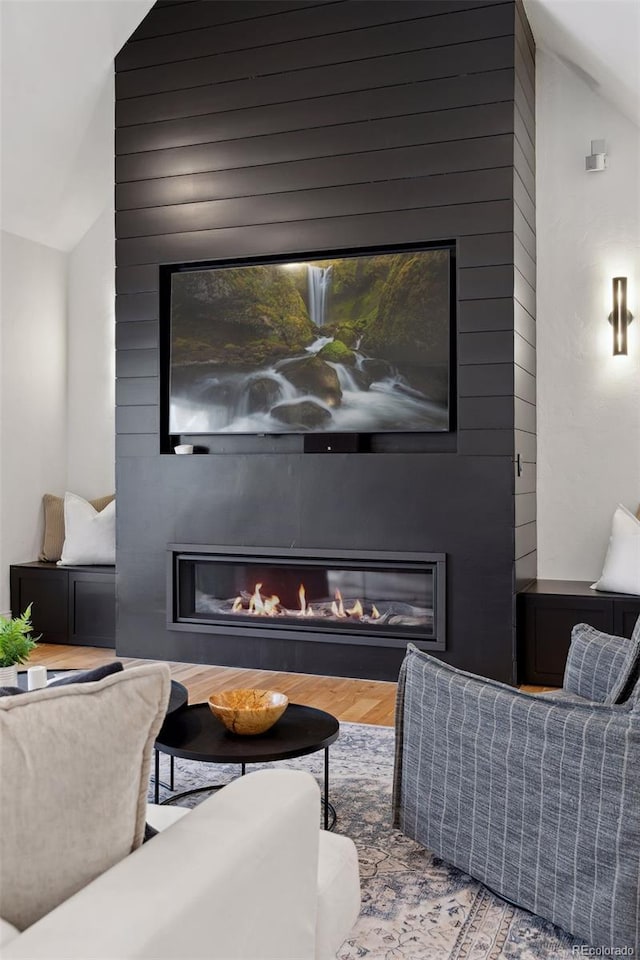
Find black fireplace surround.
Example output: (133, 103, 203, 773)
(114, 1, 536, 684)
(169, 545, 446, 651)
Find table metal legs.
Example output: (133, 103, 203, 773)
(153, 751, 175, 804)
(153, 749, 336, 830)
(322, 746, 336, 830)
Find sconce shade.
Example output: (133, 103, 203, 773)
(611, 277, 631, 355)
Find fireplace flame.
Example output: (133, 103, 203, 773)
(298, 584, 306, 616)
(248, 583, 281, 617)
(231, 583, 378, 621)
(347, 598, 363, 618)
(331, 589, 347, 618)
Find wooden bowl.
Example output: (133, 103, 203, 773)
(208, 688, 289, 735)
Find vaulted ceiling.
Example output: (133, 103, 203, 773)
(1, 0, 638, 252)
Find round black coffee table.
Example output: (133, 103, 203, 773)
(154, 702, 339, 829)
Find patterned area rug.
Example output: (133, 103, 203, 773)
(150, 721, 579, 959)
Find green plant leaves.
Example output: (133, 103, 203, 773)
(0, 603, 40, 667)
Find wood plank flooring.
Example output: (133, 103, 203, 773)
(25, 644, 556, 727)
(24, 644, 398, 726)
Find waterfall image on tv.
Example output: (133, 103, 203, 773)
(169, 247, 451, 435)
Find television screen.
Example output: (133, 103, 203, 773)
(168, 246, 452, 435)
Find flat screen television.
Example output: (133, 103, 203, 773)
(165, 243, 454, 436)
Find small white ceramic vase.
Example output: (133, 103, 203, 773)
(0, 665, 18, 687)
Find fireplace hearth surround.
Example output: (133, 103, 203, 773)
(115, 0, 536, 684)
(168, 546, 446, 651)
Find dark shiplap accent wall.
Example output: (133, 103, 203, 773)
(114, 0, 536, 682)
(513, 2, 537, 596)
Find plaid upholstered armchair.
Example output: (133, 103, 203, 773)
(392, 617, 640, 951)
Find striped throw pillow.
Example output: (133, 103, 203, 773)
(563, 622, 640, 703)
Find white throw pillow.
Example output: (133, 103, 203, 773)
(58, 492, 115, 566)
(0, 664, 170, 930)
(591, 504, 640, 596)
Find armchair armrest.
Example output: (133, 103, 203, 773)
(563, 622, 640, 703)
(3, 770, 321, 960)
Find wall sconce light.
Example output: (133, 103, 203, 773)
(609, 277, 633, 355)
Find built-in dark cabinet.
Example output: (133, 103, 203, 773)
(10, 563, 115, 648)
(518, 580, 640, 685)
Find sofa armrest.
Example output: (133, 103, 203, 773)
(3, 770, 321, 960)
(563, 622, 640, 703)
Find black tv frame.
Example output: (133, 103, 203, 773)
(159, 240, 457, 453)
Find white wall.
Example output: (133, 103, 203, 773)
(66, 207, 115, 496)
(0, 231, 68, 614)
(536, 50, 640, 580)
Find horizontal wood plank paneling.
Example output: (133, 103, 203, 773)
(116, 264, 159, 295)
(514, 171, 535, 232)
(457, 232, 513, 268)
(126, 0, 505, 49)
(117, 168, 513, 239)
(121, 2, 447, 70)
(515, 429, 536, 462)
(128, 2, 334, 43)
(459, 331, 513, 365)
(117, 5, 516, 99)
(459, 396, 514, 429)
(117, 70, 515, 156)
(513, 1, 536, 588)
(513, 137, 535, 198)
(116, 321, 159, 351)
(458, 429, 514, 456)
(515, 0, 535, 54)
(514, 267, 536, 318)
(515, 331, 536, 375)
(116, 405, 158, 435)
(116, 101, 516, 183)
(115, 0, 535, 683)
(515, 459, 536, 494)
(116, 434, 158, 457)
(458, 298, 514, 332)
(514, 364, 535, 404)
(116, 377, 159, 406)
(514, 74, 535, 137)
(117, 136, 514, 212)
(515, 491, 536, 526)
(515, 550, 536, 590)
(514, 235, 536, 288)
(514, 104, 535, 170)
(116, 200, 514, 266)
(514, 204, 535, 259)
(458, 363, 513, 397)
(117, 39, 515, 128)
(116, 348, 159, 378)
(458, 264, 514, 300)
(515, 397, 536, 433)
(116, 293, 158, 323)
(515, 521, 536, 559)
(514, 300, 536, 346)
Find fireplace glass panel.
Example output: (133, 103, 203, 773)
(177, 556, 437, 641)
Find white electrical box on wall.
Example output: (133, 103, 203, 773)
(585, 139, 607, 171)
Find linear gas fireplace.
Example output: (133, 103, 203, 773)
(168, 545, 446, 650)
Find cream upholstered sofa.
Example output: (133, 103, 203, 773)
(0, 664, 360, 959)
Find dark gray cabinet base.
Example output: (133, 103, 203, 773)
(518, 580, 640, 685)
(10, 562, 116, 648)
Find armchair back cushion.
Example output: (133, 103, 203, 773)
(0, 664, 170, 930)
(563, 622, 640, 703)
(393, 645, 640, 950)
